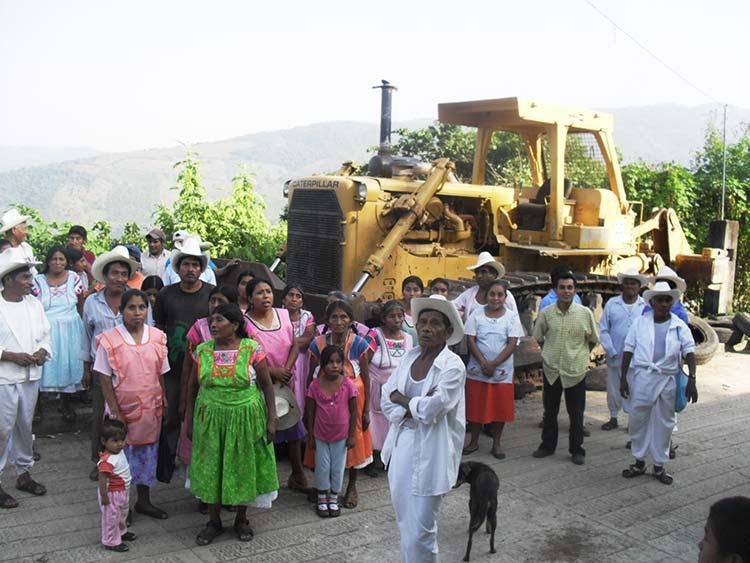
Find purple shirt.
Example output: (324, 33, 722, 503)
(306, 376, 357, 442)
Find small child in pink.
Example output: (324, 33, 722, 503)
(305, 345, 357, 518)
(97, 419, 135, 552)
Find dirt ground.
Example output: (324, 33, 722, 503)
(1, 348, 748, 563)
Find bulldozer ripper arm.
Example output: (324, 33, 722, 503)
(352, 158, 454, 293)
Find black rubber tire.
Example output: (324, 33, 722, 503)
(725, 328, 744, 351)
(733, 313, 750, 337)
(713, 326, 736, 344)
(688, 314, 719, 365)
(707, 317, 737, 330)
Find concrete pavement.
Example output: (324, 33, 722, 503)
(2, 349, 749, 563)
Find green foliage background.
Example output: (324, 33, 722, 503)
(17, 153, 286, 267)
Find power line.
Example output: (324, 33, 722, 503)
(582, 0, 723, 104)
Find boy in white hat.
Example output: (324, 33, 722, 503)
(599, 268, 647, 431)
(620, 281, 697, 485)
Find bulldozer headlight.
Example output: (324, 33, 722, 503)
(354, 182, 368, 203)
(283, 180, 291, 198)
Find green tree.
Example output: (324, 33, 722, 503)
(154, 154, 286, 264)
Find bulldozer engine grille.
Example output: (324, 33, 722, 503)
(287, 189, 344, 294)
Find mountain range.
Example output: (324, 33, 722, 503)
(1, 103, 747, 230)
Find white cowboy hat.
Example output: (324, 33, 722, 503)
(410, 294, 465, 346)
(0, 209, 31, 233)
(0, 247, 40, 280)
(643, 281, 682, 304)
(467, 251, 505, 278)
(172, 229, 190, 249)
(170, 236, 208, 273)
(91, 246, 140, 284)
(651, 265, 687, 293)
(616, 267, 648, 287)
(273, 383, 301, 431)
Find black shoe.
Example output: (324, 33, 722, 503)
(121, 532, 137, 541)
(532, 448, 554, 458)
(105, 544, 129, 552)
(601, 418, 618, 431)
(669, 443, 678, 459)
(571, 453, 585, 465)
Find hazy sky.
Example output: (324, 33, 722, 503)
(2, 0, 748, 152)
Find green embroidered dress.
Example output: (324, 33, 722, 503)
(189, 338, 279, 506)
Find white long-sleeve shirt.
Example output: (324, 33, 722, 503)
(623, 312, 695, 376)
(0, 294, 51, 384)
(599, 295, 646, 367)
(381, 344, 466, 497)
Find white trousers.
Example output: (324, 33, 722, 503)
(388, 428, 443, 563)
(628, 370, 675, 466)
(0, 380, 40, 483)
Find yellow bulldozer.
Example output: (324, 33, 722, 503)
(276, 82, 735, 339)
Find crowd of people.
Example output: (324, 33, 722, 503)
(0, 206, 748, 562)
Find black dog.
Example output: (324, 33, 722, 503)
(454, 461, 499, 562)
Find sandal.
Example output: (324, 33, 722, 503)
(233, 519, 254, 542)
(105, 544, 129, 552)
(491, 450, 506, 460)
(342, 488, 358, 509)
(622, 463, 647, 478)
(462, 444, 479, 455)
(121, 532, 137, 541)
(652, 467, 674, 485)
(134, 502, 168, 519)
(669, 443, 678, 460)
(196, 520, 224, 546)
(0, 488, 19, 509)
(328, 498, 341, 518)
(15, 475, 46, 496)
(316, 501, 329, 518)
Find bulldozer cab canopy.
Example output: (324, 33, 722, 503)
(437, 97, 614, 135)
(437, 97, 627, 214)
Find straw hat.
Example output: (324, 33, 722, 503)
(0, 209, 31, 233)
(273, 383, 301, 431)
(467, 251, 505, 278)
(91, 246, 139, 284)
(643, 281, 682, 304)
(651, 265, 687, 293)
(170, 236, 208, 273)
(410, 294, 465, 346)
(0, 247, 40, 280)
(616, 267, 649, 287)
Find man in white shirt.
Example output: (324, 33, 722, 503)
(599, 269, 647, 431)
(140, 228, 171, 278)
(0, 209, 37, 275)
(0, 248, 51, 509)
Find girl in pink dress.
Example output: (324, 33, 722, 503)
(367, 300, 414, 476)
(244, 278, 308, 492)
(283, 284, 316, 418)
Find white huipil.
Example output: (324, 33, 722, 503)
(451, 286, 517, 355)
(381, 345, 466, 563)
(599, 295, 646, 416)
(623, 312, 695, 466)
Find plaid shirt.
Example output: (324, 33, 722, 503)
(533, 302, 599, 388)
